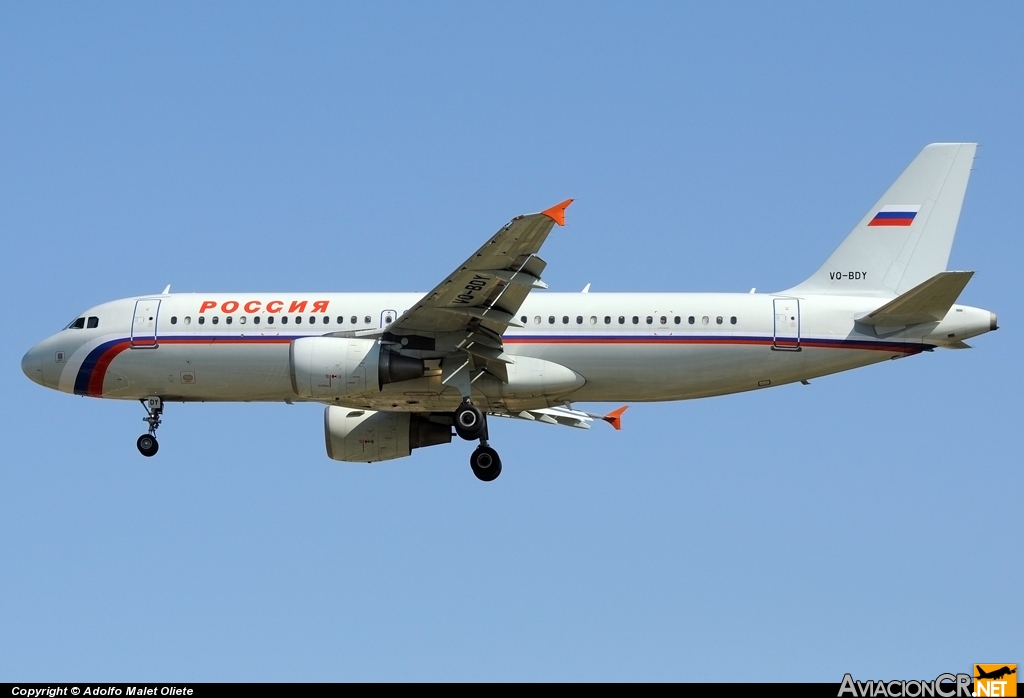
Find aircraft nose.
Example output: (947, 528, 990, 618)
(22, 345, 44, 385)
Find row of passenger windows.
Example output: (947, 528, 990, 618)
(167, 313, 740, 327)
(169, 315, 374, 326)
(66, 316, 99, 329)
(519, 314, 739, 326)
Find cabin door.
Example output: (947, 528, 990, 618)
(131, 299, 162, 348)
(772, 298, 801, 350)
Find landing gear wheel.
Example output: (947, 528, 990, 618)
(137, 434, 159, 457)
(470, 445, 502, 482)
(454, 401, 486, 440)
(137, 396, 164, 457)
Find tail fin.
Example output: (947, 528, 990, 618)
(785, 143, 977, 298)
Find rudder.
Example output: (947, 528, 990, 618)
(786, 143, 977, 298)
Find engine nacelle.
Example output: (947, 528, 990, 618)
(324, 407, 452, 463)
(290, 337, 424, 399)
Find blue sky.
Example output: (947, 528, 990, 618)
(1, 3, 1021, 681)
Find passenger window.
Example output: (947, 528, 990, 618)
(225, 316, 233, 325)
(534, 316, 541, 324)
(184, 316, 191, 325)
(212, 316, 219, 325)
(590, 316, 597, 325)
(69, 318, 85, 329)
(170, 317, 177, 325)
(632, 316, 639, 324)
(618, 316, 625, 324)
(295, 316, 302, 324)
(562, 316, 569, 324)
(253, 316, 260, 325)
(239, 316, 246, 325)
(549, 316, 555, 324)
(576, 316, 583, 324)
(267, 316, 274, 325)
(604, 316, 611, 324)
(198, 317, 205, 325)
(323, 316, 329, 324)
(716, 316, 723, 325)
(350, 316, 357, 324)
(674, 316, 681, 325)
(731, 316, 737, 325)
(281, 316, 288, 325)
(660, 316, 667, 325)
(337, 316, 344, 324)
(646, 316, 653, 324)
(702, 316, 709, 325)
(688, 316, 695, 325)
(364, 316, 371, 324)
(520, 316, 527, 324)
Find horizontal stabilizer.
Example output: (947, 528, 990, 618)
(856, 271, 973, 327)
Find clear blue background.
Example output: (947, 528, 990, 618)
(1, 3, 1020, 681)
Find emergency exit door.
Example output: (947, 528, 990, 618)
(772, 298, 800, 350)
(131, 299, 161, 348)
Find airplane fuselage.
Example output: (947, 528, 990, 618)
(23, 291, 995, 413)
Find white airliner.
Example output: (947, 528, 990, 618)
(22, 143, 996, 480)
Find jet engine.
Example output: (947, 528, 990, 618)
(290, 337, 424, 399)
(324, 407, 452, 462)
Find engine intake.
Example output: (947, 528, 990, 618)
(324, 407, 452, 462)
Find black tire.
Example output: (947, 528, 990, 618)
(454, 402, 486, 440)
(470, 446, 502, 482)
(137, 434, 159, 457)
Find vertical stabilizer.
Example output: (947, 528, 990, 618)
(785, 143, 977, 298)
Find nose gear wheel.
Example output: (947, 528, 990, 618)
(137, 396, 164, 457)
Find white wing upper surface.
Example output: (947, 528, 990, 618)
(382, 200, 572, 378)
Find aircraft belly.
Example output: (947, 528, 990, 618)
(505, 341, 896, 402)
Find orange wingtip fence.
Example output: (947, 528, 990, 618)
(541, 199, 574, 226)
(603, 406, 628, 431)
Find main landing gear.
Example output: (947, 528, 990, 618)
(454, 399, 501, 482)
(137, 396, 163, 457)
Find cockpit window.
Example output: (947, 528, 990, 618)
(67, 317, 86, 330)
(87, 316, 99, 329)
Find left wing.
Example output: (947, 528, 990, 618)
(493, 405, 628, 430)
(382, 199, 572, 381)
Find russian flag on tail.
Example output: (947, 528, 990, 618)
(868, 204, 921, 227)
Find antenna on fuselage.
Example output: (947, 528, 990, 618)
(161, 285, 171, 295)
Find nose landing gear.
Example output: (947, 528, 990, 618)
(454, 399, 502, 481)
(137, 396, 163, 457)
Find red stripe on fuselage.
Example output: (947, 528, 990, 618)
(86, 341, 132, 397)
(504, 336, 921, 354)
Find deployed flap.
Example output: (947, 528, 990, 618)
(786, 143, 977, 298)
(386, 200, 572, 340)
(490, 406, 594, 430)
(856, 271, 973, 326)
